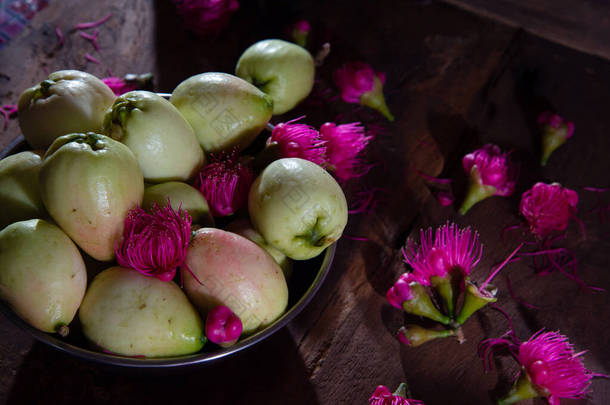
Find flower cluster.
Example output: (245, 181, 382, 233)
(387, 223, 520, 347)
(264, 119, 374, 183)
(479, 330, 602, 405)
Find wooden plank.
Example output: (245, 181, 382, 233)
(443, 0, 610, 61)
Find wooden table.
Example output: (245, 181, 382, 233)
(1, 1, 609, 404)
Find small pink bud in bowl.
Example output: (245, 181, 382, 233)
(459, 144, 518, 215)
(520, 182, 578, 239)
(205, 306, 243, 347)
(538, 111, 574, 166)
(334, 62, 394, 121)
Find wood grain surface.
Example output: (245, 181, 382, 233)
(1, 1, 609, 404)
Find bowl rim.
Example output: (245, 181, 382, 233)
(0, 243, 336, 368)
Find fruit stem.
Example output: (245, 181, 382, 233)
(56, 324, 70, 337)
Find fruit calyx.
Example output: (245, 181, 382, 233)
(295, 217, 328, 247)
(32, 79, 55, 102)
(106, 98, 139, 140)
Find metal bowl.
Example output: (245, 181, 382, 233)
(0, 136, 336, 368)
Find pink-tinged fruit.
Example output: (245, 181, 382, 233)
(183, 228, 288, 334)
(206, 305, 243, 347)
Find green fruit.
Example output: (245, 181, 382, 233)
(142, 181, 214, 227)
(79, 267, 205, 357)
(248, 158, 348, 260)
(102, 91, 204, 183)
(225, 217, 292, 280)
(17, 70, 115, 149)
(236, 39, 315, 115)
(39, 133, 144, 261)
(0, 151, 47, 229)
(0, 219, 87, 334)
(170, 72, 273, 153)
(184, 228, 288, 334)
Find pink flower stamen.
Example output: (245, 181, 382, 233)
(1, 104, 18, 131)
(195, 149, 254, 217)
(75, 13, 113, 30)
(79, 29, 100, 51)
(115, 202, 192, 282)
(319, 121, 373, 182)
(54, 26, 64, 49)
(402, 223, 482, 285)
(479, 243, 523, 291)
(268, 118, 327, 166)
(84, 53, 101, 64)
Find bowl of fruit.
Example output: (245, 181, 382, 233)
(0, 39, 349, 367)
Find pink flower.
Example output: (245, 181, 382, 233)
(195, 149, 254, 217)
(386, 273, 416, 309)
(319, 122, 373, 182)
(173, 0, 239, 36)
(538, 112, 574, 166)
(115, 203, 192, 282)
(369, 384, 425, 405)
(520, 182, 578, 239)
(102, 74, 153, 96)
(402, 223, 482, 285)
(334, 62, 394, 121)
(268, 119, 327, 166)
(480, 330, 601, 405)
(102, 77, 138, 96)
(205, 306, 243, 347)
(459, 144, 518, 215)
(288, 19, 310, 48)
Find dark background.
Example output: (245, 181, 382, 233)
(1, 0, 609, 404)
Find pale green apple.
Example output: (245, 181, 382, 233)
(236, 39, 315, 115)
(18, 70, 115, 149)
(79, 266, 205, 357)
(39, 133, 144, 261)
(225, 217, 292, 280)
(248, 158, 347, 260)
(102, 91, 204, 183)
(0, 219, 87, 335)
(184, 228, 288, 334)
(142, 181, 214, 227)
(0, 151, 47, 229)
(170, 72, 273, 153)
